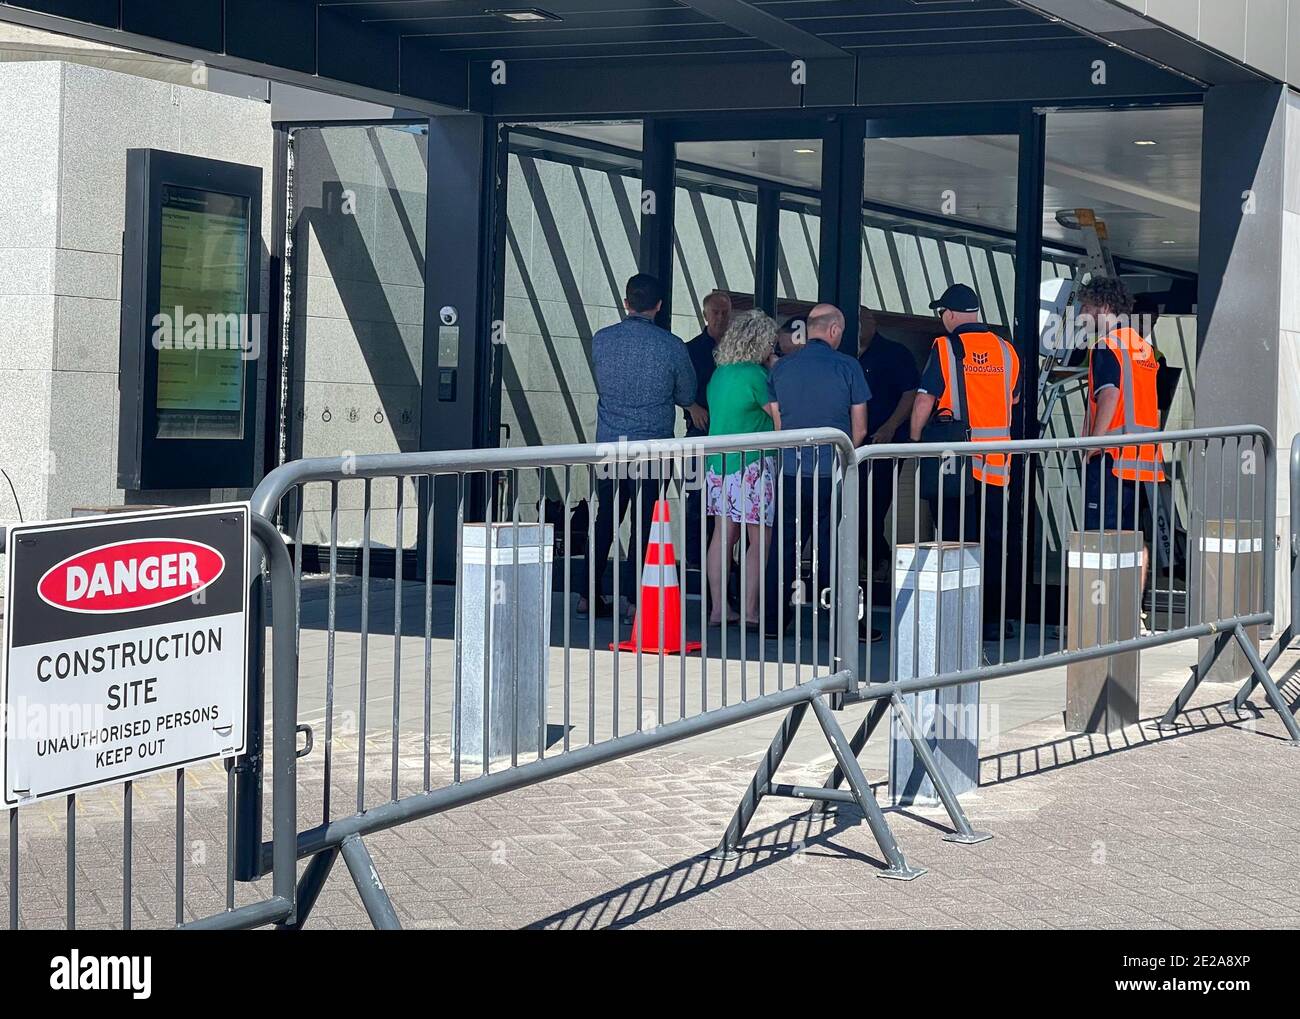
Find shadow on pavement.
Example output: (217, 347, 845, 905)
(522, 810, 886, 930)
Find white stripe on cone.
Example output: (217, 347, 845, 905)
(640, 563, 679, 587)
(647, 521, 674, 546)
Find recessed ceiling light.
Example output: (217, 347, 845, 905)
(794, 148, 816, 154)
(1134, 140, 1158, 146)
(1161, 240, 1177, 244)
(488, 7, 562, 23)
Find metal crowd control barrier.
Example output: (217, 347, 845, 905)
(8, 424, 1295, 929)
(718, 425, 1295, 862)
(1231, 431, 1300, 709)
(2, 516, 299, 930)
(241, 427, 949, 928)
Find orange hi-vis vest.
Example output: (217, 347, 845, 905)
(935, 329, 1019, 488)
(1088, 327, 1165, 483)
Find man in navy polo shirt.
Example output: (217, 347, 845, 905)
(857, 310, 919, 581)
(761, 304, 870, 635)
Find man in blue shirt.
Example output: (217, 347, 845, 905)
(681, 291, 731, 567)
(581, 273, 701, 617)
(761, 303, 871, 635)
(857, 311, 919, 583)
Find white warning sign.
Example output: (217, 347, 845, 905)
(2, 504, 249, 806)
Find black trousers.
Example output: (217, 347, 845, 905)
(764, 474, 835, 628)
(583, 475, 661, 604)
(683, 485, 707, 568)
(858, 456, 899, 575)
(927, 481, 1021, 628)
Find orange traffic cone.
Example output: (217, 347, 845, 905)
(611, 499, 701, 655)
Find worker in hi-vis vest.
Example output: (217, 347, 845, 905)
(910, 283, 1022, 643)
(1078, 276, 1165, 597)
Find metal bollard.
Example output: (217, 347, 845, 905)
(1065, 531, 1142, 733)
(457, 521, 554, 766)
(1197, 520, 1263, 682)
(890, 542, 982, 806)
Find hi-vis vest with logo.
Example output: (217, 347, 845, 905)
(935, 330, 1018, 487)
(1088, 327, 1165, 483)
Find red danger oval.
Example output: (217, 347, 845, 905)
(37, 539, 226, 614)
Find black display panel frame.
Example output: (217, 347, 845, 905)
(118, 149, 263, 490)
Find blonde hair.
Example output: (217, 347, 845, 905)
(714, 309, 777, 367)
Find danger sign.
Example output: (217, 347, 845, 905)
(2, 505, 249, 806)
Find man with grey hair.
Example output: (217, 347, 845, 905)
(683, 290, 732, 437)
(760, 303, 871, 636)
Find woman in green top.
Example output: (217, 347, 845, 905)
(704, 310, 778, 626)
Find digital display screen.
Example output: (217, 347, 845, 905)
(154, 185, 251, 440)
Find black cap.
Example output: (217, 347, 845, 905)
(929, 283, 980, 314)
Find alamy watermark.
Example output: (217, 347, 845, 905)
(1041, 309, 1158, 356)
(151, 307, 261, 361)
(594, 438, 707, 484)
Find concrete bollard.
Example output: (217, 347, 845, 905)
(890, 542, 982, 807)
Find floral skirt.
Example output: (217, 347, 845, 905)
(705, 455, 777, 526)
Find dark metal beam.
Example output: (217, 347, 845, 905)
(818, 112, 866, 352)
(675, 0, 850, 59)
(484, 56, 803, 118)
(1013, 106, 1046, 442)
(639, 118, 677, 329)
(856, 45, 1198, 107)
(0, 1, 468, 112)
(485, 43, 1195, 118)
(1011, 105, 1046, 637)
(754, 186, 780, 316)
(421, 114, 500, 578)
(263, 123, 289, 480)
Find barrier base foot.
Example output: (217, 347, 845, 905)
(943, 830, 993, 846)
(878, 864, 927, 882)
(708, 846, 741, 863)
(1151, 720, 1184, 732)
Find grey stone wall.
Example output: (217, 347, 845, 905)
(1274, 89, 1300, 626)
(0, 60, 273, 529)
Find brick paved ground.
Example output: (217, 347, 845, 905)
(294, 689, 1300, 930)
(6, 632, 1300, 930)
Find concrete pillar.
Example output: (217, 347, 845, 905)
(1196, 83, 1296, 628)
